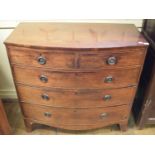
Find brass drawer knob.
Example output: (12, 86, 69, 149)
(41, 94, 49, 100)
(38, 56, 46, 65)
(44, 112, 52, 117)
(107, 56, 117, 65)
(104, 76, 113, 83)
(100, 113, 108, 119)
(103, 95, 112, 101)
(40, 75, 48, 83)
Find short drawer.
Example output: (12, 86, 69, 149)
(8, 48, 75, 69)
(13, 66, 140, 89)
(17, 85, 136, 108)
(8, 47, 146, 70)
(22, 103, 129, 127)
(80, 49, 145, 69)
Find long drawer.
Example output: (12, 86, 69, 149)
(22, 103, 129, 130)
(8, 47, 145, 70)
(17, 85, 136, 108)
(13, 66, 140, 89)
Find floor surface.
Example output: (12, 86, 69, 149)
(3, 102, 155, 135)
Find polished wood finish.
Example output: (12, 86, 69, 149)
(22, 103, 129, 130)
(5, 23, 147, 49)
(12, 66, 140, 89)
(8, 47, 75, 70)
(0, 100, 11, 134)
(7, 46, 146, 70)
(17, 85, 137, 108)
(5, 23, 148, 132)
(79, 48, 146, 69)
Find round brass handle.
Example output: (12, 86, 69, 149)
(104, 76, 113, 83)
(103, 95, 112, 101)
(38, 56, 46, 65)
(44, 112, 52, 117)
(41, 94, 49, 100)
(40, 75, 48, 83)
(107, 56, 117, 65)
(100, 113, 108, 119)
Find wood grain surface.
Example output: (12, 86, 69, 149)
(12, 66, 140, 89)
(7, 46, 146, 70)
(5, 23, 148, 49)
(17, 84, 136, 108)
(22, 103, 129, 130)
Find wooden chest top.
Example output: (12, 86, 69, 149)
(5, 22, 148, 49)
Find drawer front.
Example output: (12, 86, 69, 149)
(17, 85, 136, 108)
(13, 66, 140, 89)
(80, 50, 145, 69)
(8, 49, 75, 69)
(8, 47, 146, 70)
(22, 103, 129, 127)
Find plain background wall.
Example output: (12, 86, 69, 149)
(0, 19, 143, 98)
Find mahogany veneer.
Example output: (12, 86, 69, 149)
(4, 23, 148, 132)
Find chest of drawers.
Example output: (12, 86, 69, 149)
(4, 23, 148, 132)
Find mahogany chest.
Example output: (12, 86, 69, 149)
(4, 23, 148, 131)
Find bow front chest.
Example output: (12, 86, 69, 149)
(4, 23, 148, 131)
